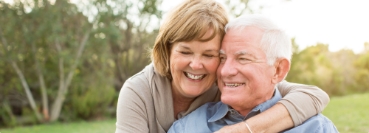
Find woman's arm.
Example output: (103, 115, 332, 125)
(215, 103, 292, 133)
(215, 81, 330, 133)
(115, 80, 149, 133)
(277, 80, 330, 126)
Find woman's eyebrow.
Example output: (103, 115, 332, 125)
(179, 45, 190, 50)
(204, 49, 219, 53)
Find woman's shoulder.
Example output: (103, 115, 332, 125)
(123, 64, 153, 88)
(129, 63, 154, 78)
(122, 63, 170, 95)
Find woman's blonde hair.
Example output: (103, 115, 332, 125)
(151, 0, 228, 79)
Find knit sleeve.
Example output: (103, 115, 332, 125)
(277, 80, 330, 126)
(115, 76, 150, 133)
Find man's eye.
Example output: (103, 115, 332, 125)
(239, 58, 253, 63)
(239, 58, 251, 61)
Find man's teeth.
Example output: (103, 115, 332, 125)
(186, 72, 205, 80)
(225, 83, 245, 87)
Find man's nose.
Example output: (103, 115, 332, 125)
(220, 59, 237, 77)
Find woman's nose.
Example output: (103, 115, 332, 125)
(189, 56, 204, 70)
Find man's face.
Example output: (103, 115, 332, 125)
(217, 27, 276, 115)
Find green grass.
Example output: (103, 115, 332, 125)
(0, 119, 116, 133)
(1, 93, 368, 133)
(322, 93, 369, 133)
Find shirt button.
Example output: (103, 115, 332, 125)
(230, 110, 236, 114)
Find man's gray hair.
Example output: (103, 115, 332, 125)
(224, 15, 292, 65)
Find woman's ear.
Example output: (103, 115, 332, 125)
(271, 58, 290, 84)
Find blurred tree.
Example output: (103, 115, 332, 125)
(89, 0, 162, 89)
(328, 49, 357, 94)
(0, 0, 102, 124)
(0, 0, 164, 127)
(364, 42, 369, 53)
(287, 42, 365, 96)
(0, 0, 43, 123)
(353, 48, 369, 93)
(287, 44, 337, 94)
(225, 0, 251, 17)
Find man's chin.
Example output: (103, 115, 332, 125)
(220, 96, 236, 104)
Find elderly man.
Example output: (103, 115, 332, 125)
(168, 15, 338, 133)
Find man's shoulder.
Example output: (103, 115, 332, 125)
(284, 114, 338, 133)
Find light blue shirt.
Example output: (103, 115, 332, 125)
(168, 88, 338, 133)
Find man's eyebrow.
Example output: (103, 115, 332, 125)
(219, 50, 257, 58)
(235, 50, 249, 55)
(235, 50, 257, 58)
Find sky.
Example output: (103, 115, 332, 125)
(162, 0, 369, 53)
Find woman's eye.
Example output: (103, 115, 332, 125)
(180, 51, 191, 55)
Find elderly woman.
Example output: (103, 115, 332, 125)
(115, 0, 329, 133)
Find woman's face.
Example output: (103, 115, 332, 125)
(170, 31, 221, 99)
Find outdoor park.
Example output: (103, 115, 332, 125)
(1, 0, 369, 133)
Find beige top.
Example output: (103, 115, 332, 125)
(115, 64, 329, 133)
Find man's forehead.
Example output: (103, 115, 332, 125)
(219, 49, 256, 57)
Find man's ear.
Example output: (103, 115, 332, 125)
(271, 58, 290, 84)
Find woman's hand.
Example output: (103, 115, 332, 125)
(214, 103, 293, 133)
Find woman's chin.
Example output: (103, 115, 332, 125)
(181, 88, 207, 98)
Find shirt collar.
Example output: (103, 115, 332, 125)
(208, 87, 282, 122)
(208, 102, 229, 122)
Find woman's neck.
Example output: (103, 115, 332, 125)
(171, 88, 195, 119)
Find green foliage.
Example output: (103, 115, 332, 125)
(20, 107, 39, 125)
(0, 0, 158, 127)
(0, 102, 17, 127)
(353, 51, 369, 92)
(141, 0, 162, 17)
(64, 74, 115, 120)
(287, 43, 368, 96)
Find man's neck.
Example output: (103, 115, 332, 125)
(233, 89, 277, 116)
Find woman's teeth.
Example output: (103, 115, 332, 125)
(185, 72, 205, 80)
(225, 83, 245, 87)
